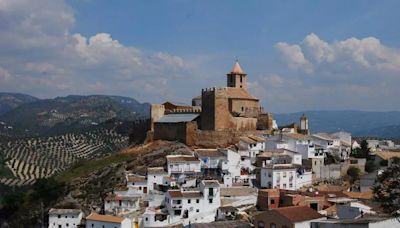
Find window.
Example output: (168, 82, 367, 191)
(154, 175, 156, 178)
(145, 217, 148, 221)
(139, 186, 142, 190)
(270, 223, 276, 228)
(66, 224, 69, 227)
(283, 183, 287, 188)
(209, 198, 213, 203)
(283, 172, 287, 178)
(174, 210, 181, 215)
(270, 199, 275, 204)
(240, 75, 243, 82)
(91, 224, 94, 227)
(58, 215, 61, 218)
(188, 199, 191, 204)
(196, 199, 200, 203)
(196, 209, 200, 212)
(102, 225, 105, 228)
(209, 187, 214, 196)
(65, 216, 67, 218)
(258, 221, 265, 228)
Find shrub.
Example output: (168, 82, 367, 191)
(347, 167, 360, 184)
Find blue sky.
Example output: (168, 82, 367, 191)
(1, 0, 400, 112)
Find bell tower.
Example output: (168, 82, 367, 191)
(227, 60, 247, 90)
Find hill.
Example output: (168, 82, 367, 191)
(274, 110, 400, 138)
(0, 93, 39, 116)
(0, 94, 150, 137)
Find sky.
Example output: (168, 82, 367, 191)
(0, 0, 400, 113)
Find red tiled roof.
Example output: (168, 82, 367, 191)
(168, 190, 183, 198)
(86, 212, 125, 223)
(273, 206, 324, 222)
(127, 175, 146, 183)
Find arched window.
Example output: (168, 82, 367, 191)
(258, 221, 265, 228)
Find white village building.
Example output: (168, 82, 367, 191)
(86, 212, 132, 228)
(48, 208, 84, 228)
(166, 155, 201, 178)
(260, 164, 312, 190)
(141, 180, 221, 227)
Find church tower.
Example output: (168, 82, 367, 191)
(227, 60, 247, 90)
(299, 114, 309, 134)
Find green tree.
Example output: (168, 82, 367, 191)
(347, 166, 361, 184)
(373, 161, 400, 215)
(352, 140, 371, 159)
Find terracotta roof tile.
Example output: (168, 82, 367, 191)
(168, 190, 183, 198)
(147, 167, 167, 174)
(273, 206, 324, 222)
(195, 149, 225, 158)
(127, 175, 146, 183)
(230, 61, 244, 74)
(86, 212, 125, 223)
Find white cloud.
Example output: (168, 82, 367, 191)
(0, 0, 191, 102)
(267, 33, 400, 112)
(275, 42, 313, 73)
(276, 33, 400, 75)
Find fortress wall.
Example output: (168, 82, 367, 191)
(257, 113, 274, 130)
(234, 117, 258, 131)
(201, 89, 216, 130)
(189, 129, 262, 148)
(214, 89, 236, 130)
(230, 99, 260, 117)
(150, 104, 165, 131)
(153, 122, 188, 143)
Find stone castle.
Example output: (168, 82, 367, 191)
(150, 61, 274, 146)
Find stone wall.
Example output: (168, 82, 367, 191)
(214, 89, 235, 130)
(150, 104, 165, 131)
(257, 113, 273, 130)
(188, 129, 264, 148)
(230, 99, 260, 117)
(153, 122, 188, 143)
(234, 117, 258, 130)
(200, 89, 216, 130)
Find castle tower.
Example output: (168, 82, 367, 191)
(227, 60, 247, 90)
(299, 114, 309, 134)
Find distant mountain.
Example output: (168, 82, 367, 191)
(274, 110, 400, 138)
(0, 93, 39, 116)
(0, 93, 150, 137)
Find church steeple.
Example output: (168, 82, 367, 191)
(227, 60, 247, 90)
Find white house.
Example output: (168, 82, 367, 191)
(220, 149, 241, 177)
(147, 167, 167, 192)
(126, 174, 148, 194)
(86, 212, 132, 228)
(238, 135, 266, 159)
(142, 180, 221, 227)
(166, 155, 201, 177)
(266, 133, 325, 160)
(48, 208, 84, 228)
(104, 194, 140, 216)
(313, 133, 351, 160)
(260, 164, 312, 190)
(194, 149, 226, 170)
